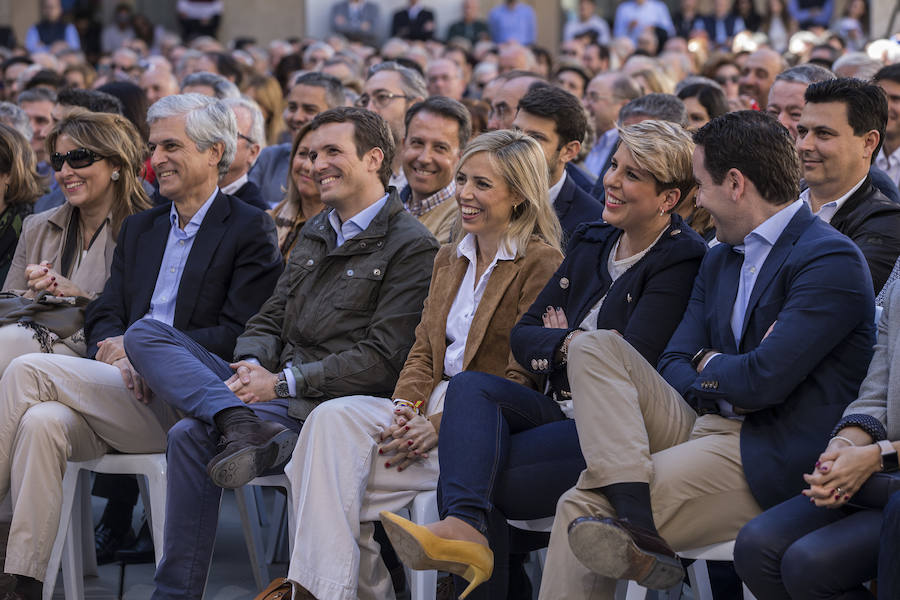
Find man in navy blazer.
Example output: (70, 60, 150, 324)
(0, 94, 282, 598)
(538, 111, 875, 599)
(512, 85, 604, 243)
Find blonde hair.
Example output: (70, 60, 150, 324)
(247, 74, 287, 146)
(633, 68, 675, 95)
(455, 130, 562, 255)
(0, 123, 47, 205)
(616, 120, 695, 209)
(45, 108, 152, 237)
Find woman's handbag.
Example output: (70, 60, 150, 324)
(253, 578, 292, 600)
(848, 472, 900, 509)
(0, 291, 90, 354)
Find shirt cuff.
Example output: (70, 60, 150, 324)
(698, 352, 722, 372)
(243, 357, 260, 366)
(283, 367, 297, 397)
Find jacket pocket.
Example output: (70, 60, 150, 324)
(334, 264, 385, 312)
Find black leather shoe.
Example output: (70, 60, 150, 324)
(206, 421, 298, 488)
(567, 516, 684, 590)
(95, 522, 135, 565)
(115, 521, 155, 564)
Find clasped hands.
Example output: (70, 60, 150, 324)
(377, 404, 437, 471)
(802, 439, 882, 508)
(24, 261, 84, 298)
(225, 360, 278, 404)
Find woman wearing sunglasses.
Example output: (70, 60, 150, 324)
(0, 108, 151, 374)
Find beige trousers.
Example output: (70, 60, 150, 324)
(0, 353, 176, 580)
(0, 324, 79, 376)
(285, 385, 445, 600)
(538, 330, 762, 600)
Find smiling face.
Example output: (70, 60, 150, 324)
(53, 134, 117, 210)
(307, 121, 382, 213)
(21, 100, 53, 163)
(692, 145, 743, 245)
(796, 100, 876, 200)
(402, 110, 461, 203)
(283, 83, 330, 134)
(149, 114, 222, 204)
(683, 96, 711, 131)
(455, 151, 515, 241)
(291, 134, 318, 199)
(512, 109, 573, 185)
(601, 144, 671, 234)
(738, 50, 782, 109)
(878, 78, 900, 153)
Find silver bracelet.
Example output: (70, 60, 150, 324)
(830, 435, 856, 447)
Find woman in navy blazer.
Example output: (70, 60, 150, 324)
(384, 121, 708, 598)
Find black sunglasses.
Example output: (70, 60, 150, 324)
(50, 148, 106, 172)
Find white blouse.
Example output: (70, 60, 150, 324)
(443, 234, 517, 377)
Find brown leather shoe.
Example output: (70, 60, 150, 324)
(207, 421, 298, 488)
(567, 516, 684, 590)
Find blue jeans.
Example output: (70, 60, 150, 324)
(124, 319, 301, 600)
(734, 494, 881, 600)
(879, 490, 900, 600)
(437, 371, 586, 599)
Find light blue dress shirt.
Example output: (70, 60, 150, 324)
(729, 199, 804, 346)
(585, 129, 619, 178)
(327, 193, 389, 248)
(613, 0, 676, 42)
(488, 2, 537, 45)
(143, 188, 218, 326)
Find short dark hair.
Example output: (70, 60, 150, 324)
(693, 110, 800, 205)
(516, 85, 588, 147)
(874, 64, 900, 86)
(404, 96, 472, 149)
(24, 69, 65, 91)
(293, 71, 346, 109)
(57, 88, 123, 114)
(676, 83, 729, 121)
(307, 107, 395, 189)
(805, 77, 888, 163)
(619, 93, 688, 128)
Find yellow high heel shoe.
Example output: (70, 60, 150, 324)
(380, 511, 493, 599)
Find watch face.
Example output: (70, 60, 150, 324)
(275, 380, 290, 398)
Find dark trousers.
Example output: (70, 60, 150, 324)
(437, 371, 586, 599)
(124, 319, 301, 600)
(879, 491, 900, 600)
(734, 494, 881, 600)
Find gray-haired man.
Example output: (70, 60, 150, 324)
(0, 94, 282, 599)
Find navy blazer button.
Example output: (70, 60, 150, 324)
(559, 277, 569, 289)
(531, 359, 538, 369)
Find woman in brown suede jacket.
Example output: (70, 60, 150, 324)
(277, 130, 563, 600)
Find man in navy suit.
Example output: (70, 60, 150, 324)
(512, 85, 604, 242)
(538, 111, 875, 598)
(0, 94, 282, 598)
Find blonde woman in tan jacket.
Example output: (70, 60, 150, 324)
(277, 130, 563, 600)
(0, 109, 151, 373)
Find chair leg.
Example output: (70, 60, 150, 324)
(407, 491, 439, 600)
(235, 486, 270, 590)
(60, 470, 89, 600)
(686, 559, 713, 600)
(265, 491, 287, 564)
(81, 472, 98, 577)
(615, 580, 649, 600)
(143, 466, 168, 567)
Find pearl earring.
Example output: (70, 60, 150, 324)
(111, 171, 120, 181)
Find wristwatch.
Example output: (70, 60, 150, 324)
(274, 372, 291, 398)
(878, 439, 899, 472)
(690, 348, 715, 371)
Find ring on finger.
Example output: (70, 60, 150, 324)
(835, 487, 844, 496)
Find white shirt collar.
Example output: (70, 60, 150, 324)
(220, 173, 248, 196)
(456, 232, 517, 262)
(548, 171, 567, 206)
(800, 174, 867, 224)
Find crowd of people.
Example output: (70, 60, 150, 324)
(0, 0, 898, 599)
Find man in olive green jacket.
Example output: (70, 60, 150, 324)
(123, 107, 438, 600)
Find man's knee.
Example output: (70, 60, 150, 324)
(445, 371, 503, 411)
(568, 329, 625, 370)
(734, 514, 773, 581)
(19, 403, 75, 449)
(123, 318, 168, 356)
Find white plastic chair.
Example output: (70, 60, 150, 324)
(44, 453, 167, 600)
(398, 489, 441, 600)
(234, 474, 294, 591)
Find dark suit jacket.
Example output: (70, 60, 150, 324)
(870, 166, 900, 204)
(565, 162, 596, 195)
(694, 14, 743, 42)
(659, 204, 875, 509)
(391, 7, 435, 40)
(556, 174, 606, 244)
(829, 176, 900, 292)
(512, 214, 707, 397)
(248, 142, 292, 209)
(589, 148, 616, 202)
(233, 180, 269, 212)
(85, 191, 282, 361)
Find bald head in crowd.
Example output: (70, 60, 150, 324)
(738, 48, 786, 110)
(487, 71, 544, 131)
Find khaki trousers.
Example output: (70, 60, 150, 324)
(538, 330, 762, 600)
(285, 385, 445, 600)
(0, 353, 177, 580)
(0, 324, 79, 377)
